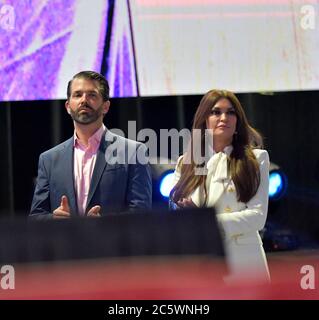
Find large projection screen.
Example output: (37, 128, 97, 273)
(0, 0, 318, 101)
(130, 0, 319, 96)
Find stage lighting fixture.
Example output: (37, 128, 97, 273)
(149, 158, 176, 205)
(159, 170, 175, 198)
(268, 163, 288, 200)
(150, 158, 288, 205)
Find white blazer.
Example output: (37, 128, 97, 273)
(173, 147, 270, 283)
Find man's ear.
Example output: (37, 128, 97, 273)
(65, 100, 71, 114)
(103, 100, 110, 115)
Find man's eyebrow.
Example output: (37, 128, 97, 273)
(72, 90, 98, 94)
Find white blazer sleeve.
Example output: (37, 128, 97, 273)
(216, 150, 270, 237)
(172, 155, 183, 186)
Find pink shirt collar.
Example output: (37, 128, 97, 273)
(73, 124, 105, 152)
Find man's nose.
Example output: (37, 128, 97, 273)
(80, 93, 88, 103)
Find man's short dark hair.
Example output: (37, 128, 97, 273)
(67, 71, 110, 101)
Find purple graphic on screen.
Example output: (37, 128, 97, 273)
(0, 0, 137, 101)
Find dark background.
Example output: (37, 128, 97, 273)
(1, 91, 319, 248)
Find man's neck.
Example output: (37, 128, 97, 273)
(74, 121, 103, 146)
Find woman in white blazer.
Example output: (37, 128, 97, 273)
(170, 89, 270, 283)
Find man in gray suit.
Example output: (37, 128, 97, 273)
(30, 71, 152, 219)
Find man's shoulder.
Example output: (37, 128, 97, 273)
(40, 137, 73, 159)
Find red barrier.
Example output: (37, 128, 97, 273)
(1, 251, 319, 300)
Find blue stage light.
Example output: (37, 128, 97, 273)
(159, 171, 175, 198)
(269, 170, 287, 199)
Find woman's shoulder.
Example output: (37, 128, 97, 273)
(174, 155, 184, 172)
(252, 148, 269, 163)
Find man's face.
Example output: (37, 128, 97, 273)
(65, 78, 109, 125)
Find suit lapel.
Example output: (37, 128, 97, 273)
(60, 138, 78, 215)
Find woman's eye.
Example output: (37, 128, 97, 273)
(227, 110, 236, 116)
(211, 109, 221, 115)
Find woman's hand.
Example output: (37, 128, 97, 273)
(177, 198, 197, 208)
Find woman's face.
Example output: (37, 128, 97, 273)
(206, 98, 237, 145)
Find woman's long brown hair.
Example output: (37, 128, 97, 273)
(170, 89, 263, 205)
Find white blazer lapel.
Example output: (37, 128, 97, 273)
(190, 145, 233, 208)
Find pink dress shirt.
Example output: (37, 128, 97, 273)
(73, 125, 105, 215)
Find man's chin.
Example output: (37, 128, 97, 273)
(73, 116, 97, 125)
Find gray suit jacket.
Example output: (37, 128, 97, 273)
(30, 130, 152, 219)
